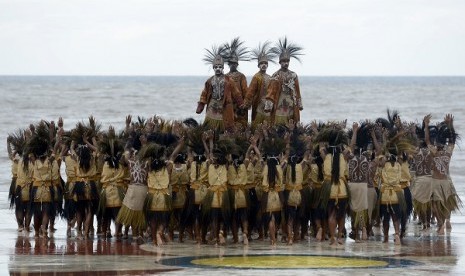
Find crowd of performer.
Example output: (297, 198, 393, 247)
(6, 110, 460, 247)
(5, 37, 461, 247)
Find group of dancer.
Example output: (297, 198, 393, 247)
(6, 37, 461, 246)
(6, 109, 460, 246)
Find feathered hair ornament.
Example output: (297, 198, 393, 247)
(131, 116, 147, 131)
(70, 116, 101, 145)
(383, 129, 417, 159)
(138, 142, 166, 171)
(250, 41, 277, 65)
(436, 121, 459, 145)
(7, 129, 27, 156)
(213, 138, 235, 165)
(25, 121, 53, 159)
(186, 124, 209, 158)
(99, 127, 124, 169)
(224, 37, 250, 63)
(262, 131, 287, 158)
(347, 122, 372, 152)
(288, 125, 307, 160)
(314, 124, 349, 148)
(271, 36, 304, 63)
(203, 44, 228, 67)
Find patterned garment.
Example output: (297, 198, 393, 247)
(128, 159, 148, 185)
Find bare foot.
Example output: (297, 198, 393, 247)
(446, 220, 452, 231)
(437, 224, 445, 235)
(287, 237, 293, 246)
(219, 231, 226, 245)
(329, 237, 336, 246)
(156, 232, 164, 246)
(316, 227, 323, 242)
(362, 227, 368, 240)
(243, 234, 248, 245)
(394, 234, 401, 245)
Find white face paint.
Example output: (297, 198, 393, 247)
(213, 64, 224, 75)
(258, 62, 268, 72)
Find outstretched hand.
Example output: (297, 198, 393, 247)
(423, 114, 431, 125)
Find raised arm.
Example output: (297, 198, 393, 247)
(349, 122, 359, 153)
(83, 131, 97, 152)
(444, 113, 456, 152)
(423, 114, 432, 146)
(370, 127, 382, 156)
(169, 136, 185, 162)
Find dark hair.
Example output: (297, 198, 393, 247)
(77, 144, 92, 172)
(105, 154, 121, 169)
(127, 131, 143, 151)
(289, 155, 300, 183)
(330, 146, 342, 184)
(150, 158, 165, 172)
(267, 157, 279, 187)
(174, 153, 187, 164)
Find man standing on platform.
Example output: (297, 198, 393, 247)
(196, 45, 244, 133)
(225, 37, 249, 128)
(264, 37, 304, 126)
(243, 41, 276, 126)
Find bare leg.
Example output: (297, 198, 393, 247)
(328, 210, 337, 245)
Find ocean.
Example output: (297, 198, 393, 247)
(1, 75, 464, 219)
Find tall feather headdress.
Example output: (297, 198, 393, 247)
(271, 37, 304, 63)
(203, 44, 228, 67)
(7, 129, 27, 156)
(224, 37, 250, 63)
(250, 41, 277, 65)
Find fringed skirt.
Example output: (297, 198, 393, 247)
(230, 187, 249, 209)
(73, 181, 99, 214)
(30, 186, 55, 217)
(444, 178, 462, 213)
(367, 187, 378, 222)
(412, 175, 433, 204)
(348, 182, 368, 212)
(63, 181, 76, 221)
(380, 191, 406, 221)
(116, 184, 148, 230)
(146, 192, 172, 212)
(98, 185, 125, 217)
(172, 190, 188, 209)
(319, 180, 349, 212)
(53, 183, 64, 217)
(202, 190, 231, 227)
(9, 177, 17, 208)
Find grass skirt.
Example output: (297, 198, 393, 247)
(116, 184, 148, 230)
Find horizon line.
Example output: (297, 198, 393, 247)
(1, 74, 465, 78)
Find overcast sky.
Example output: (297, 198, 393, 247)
(1, 0, 464, 76)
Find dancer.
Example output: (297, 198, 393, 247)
(196, 45, 244, 132)
(264, 37, 304, 125)
(347, 122, 370, 242)
(315, 124, 349, 245)
(116, 129, 149, 244)
(7, 130, 32, 233)
(424, 114, 460, 234)
(243, 42, 275, 126)
(225, 37, 249, 127)
(97, 126, 126, 239)
(260, 129, 287, 245)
